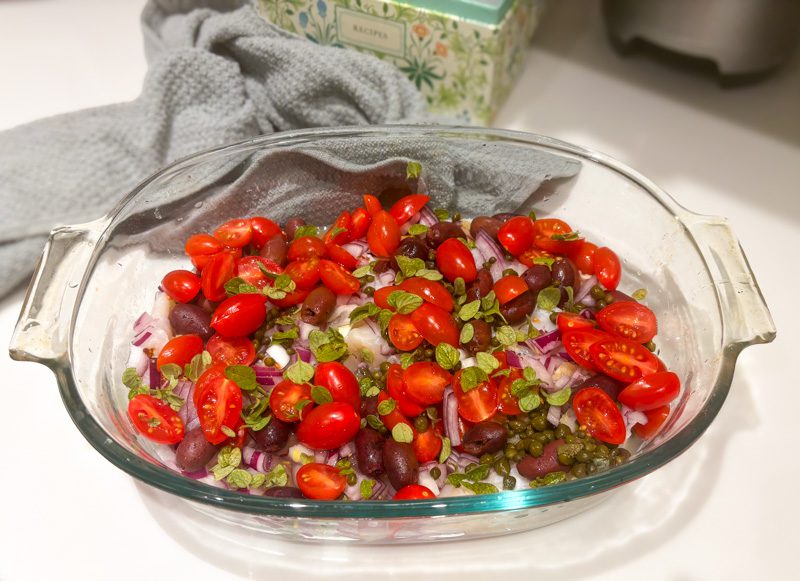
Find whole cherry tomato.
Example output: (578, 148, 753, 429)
(296, 402, 361, 450)
(596, 301, 658, 343)
(324, 211, 353, 245)
(589, 338, 660, 382)
(210, 294, 267, 337)
(296, 463, 346, 500)
(573, 387, 625, 445)
(185, 233, 222, 270)
(156, 334, 203, 370)
(288, 236, 327, 261)
(453, 370, 499, 423)
(411, 423, 442, 464)
(493, 275, 529, 305)
(214, 218, 253, 248)
(162, 270, 201, 303)
(363, 194, 382, 216)
(633, 405, 670, 439)
(388, 314, 424, 351)
(200, 251, 235, 302)
(235, 255, 282, 290)
(386, 363, 425, 417)
(532, 218, 582, 254)
(498, 216, 534, 256)
(497, 368, 524, 416)
(196, 373, 243, 444)
(367, 211, 401, 257)
(207, 334, 256, 366)
(435, 238, 477, 283)
(556, 312, 596, 334)
(325, 243, 359, 270)
(128, 394, 184, 444)
(269, 286, 310, 308)
(593, 246, 621, 291)
(284, 258, 321, 289)
(389, 194, 430, 225)
(571, 241, 597, 275)
(399, 278, 454, 312)
(393, 484, 436, 500)
(349, 207, 372, 239)
(409, 302, 459, 347)
(319, 259, 360, 295)
(403, 361, 452, 406)
(249, 217, 282, 249)
(314, 361, 362, 411)
(374, 285, 399, 310)
(618, 372, 680, 411)
(562, 328, 612, 371)
(269, 380, 313, 422)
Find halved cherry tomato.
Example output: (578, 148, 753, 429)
(589, 338, 660, 382)
(128, 394, 184, 444)
(436, 238, 477, 283)
(593, 246, 621, 291)
(235, 255, 282, 290)
(497, 368, 524, 415)
(200, 251, 235, 302)
(492, 350, 510, 371)
(249, 217, 282, 249)
(269, 380, 313, 422)
(596, 301, 657, 343)
(196, 373, 243, 444)
(314, 361, 361, 411)
(403, 361, 452, 406)
(453, 370, 499, 423)
(571, 241, 597, 275)
(288, 236, 327, 261)
(633, 405, 670, 439)
(367, 211, 401, 257)
(532, 218, 583, 254)
(207, 334, 256, 366)
(562, 329, 612, 371)
(214, 218, 252, 248)
(573, 387, 625, 445)
(619, 372, 680, 411)
(411, 423, 443, 464)
(389, 314, 424, 351)
(363, 194, 382, 216)
(409, 302, 459, 347)
(211, 293, 267, 337)
(493, 275, 529, 305)
(297, 402, 360, 450)
(296, 463, 346, 500)
(498, 216, 534, 256)
(518, 247, 553, 268)
(324, 211, 353, 245)
(319, 259, 360, 295)
(326, 243, 359, 270)
(156, 334, 203, 370)
(394, 484, 436, 500)
(269, 286, 310, 308)
(162, 270, 201, 303)
(389, 194, 430, 225)
(349, 207, 371, 239)
(386, 364, 425, 417)
(193, 364, 227, 407)
(556, 312, 596, 334)
(374, 285, 399, 310)
(399, 277, 454, 312)
(185, 233, 223, 269)
(376, 391, 413, 431)
(284, 258, 321, 290)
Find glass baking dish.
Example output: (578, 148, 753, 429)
(9, 126, 775, 543)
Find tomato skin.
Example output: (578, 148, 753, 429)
(633, 405, 670, 439)
(394, 484, 436, 500)
(388, 314, 424, 351)
(389, 194, 430, 225)
(284, 258, 321, 290)
(367, 211, 401, 257)
(497, 368, 524, 416)
(532, 218, 582, 254)
(409, 302, 459, 347)
(403, 361, 452, 406)
(201, 251, 235, 302)
(619, 372, 680, 411)
(435, 238, 477, 283)
(324, 211, 353, 245)
(453, 370, 499, 423)
(296, 402, 361, 450)
(288, 236, 327, 261)
(518, 247, 553, 267)
(185, 233, 223, 269)
(363, 194, 382, 216)
(326, 243, 359, 270)
(374, 285, 399, 310)
(596, 301, 658, 343)
(350, 207, 372, 239)
(498, 216, 535, 256)
(249, 217, 282, 249)
(156, 334, 204, 370)
(314, 362, 362, 411)
(399, 278, 454, 312)
(319, 259, 360, 295)
(377, 391, 413, 430)
(411, 423, 443, 464)
(556, 312, 596, 334)
(269, 286, 310, 308)
(387, 364, 425, 417)
(296, 463, 347, 500)
(193, 364, 227, 408)
(214, 218, 253, 248)
(196, 374, 243, 445)
(162, 270, 201, 303)
(589, 338, 661, 382)
(493, 275, 529, 305)
(128, 394, 185, 444)
(269, 380, 313, 422)
(562, 329, 612, 371)
(235, 255, 282, 290)
(593, 246, 621, 291)
(210, 294, 267, 338)
(207, 334, 256, 366)
(573, 387, 626, 445)
(571, 241, 597, 275)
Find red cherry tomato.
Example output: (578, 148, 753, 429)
(453, 370, 499, 423)
(493, 275, 529, 305)
(411, 423, 443, 464)
(324, 211, 353, 245)
(128, 394, 184, 444)
(389, 194, 430, 225)
(409, 302, 459, 347)
(249, 217, 282, 249)
(297, 402, 361, 450)
(207, 334, 256, 366)
(363, 194, 382, 216)
(296, 463, 346, 500)
(196, 373, 243, 444)
(376, 391, 413, 431)
(235, 255, 282, 290)
(288, 236, 327, 261)
(386, 364, 425, 417)
(393, 484, 436, 500)
(200, 251, 235, 302)
(319, 259, 360, 295)
(210, 294, 267, 338)
(193, 364, 226, 408)
(185, 233, 223, 269)
(374, 285, 399, 310)
(633, 405, 670, 439)
(269, 380, 313, 422)
(350, 207, 372, 239)
(492, 350, 509, 370)
(556, 312, 596, 334)
(156, 334, 203, 370)
(162, 270, 201, 303)
(269, 286, 310, 308)
(517, 247, 553, 268)
(214, 218, 253, 248)
(403, 361, 452, 406)
(388, 314, 424, 351)
(497, 368, 524, 416)
(562, 329, 612, 371)
(326, 243, 359, 270)
(589, 338, 661, 382)
(532, 218, 582, 254)
(435, 238, 477, 283)
(596, 301, 658, 343)
(367, 211, 401, 258)
(284, 258, 321, 290)
(314, 361, 362, 411)
(399, 277, 454, 312)
(571, 241, 597, 275)
(618, 372, 680, 411)
(497, 216, 535, 256)
(593, 246, 621, 291)
(573, 387, 625, 445)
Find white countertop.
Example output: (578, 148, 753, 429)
(1, 1, 798, 579)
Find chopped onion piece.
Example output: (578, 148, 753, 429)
(266, 344, 291, 369)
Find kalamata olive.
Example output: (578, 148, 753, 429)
(169, 303, 213, 340)
(391, 236, 429, 269)
(175, 427, 220, 472)
(361, 395, 379, 418)
(461, 421, 508, 455)
(355, 428, 385, 477)
(551, 258, 577, 289)
(522, 265, 552, 295)
(517, 439, 571, 479)
(252, 418, 292, 452)
(383, 439, 419, 490)
(609, 290, 635, 303)
(300, 286, 337, 325)
(571, 374, 624, 402)
(464, 319, 492, 354)
(465, 268, 493, 301)
(372, 259, 391, 274)
(283, 217, 306, 240)
(426, 221, 465, 248)
(492, 213, 516, 224)
(259, 234, 287, 266)
(469, 216, 502, 240)
(499, 290, 535, 324)
(263, 486, 304, 498)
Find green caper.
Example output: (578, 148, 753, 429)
(558, 453, 575, 466)
(533, 433, 549, 444)
(502, 268, 517, 277)
(380, 361, 391, 373)
(531, 415, 548, 432)
(571, 463, 587, 478)
(503, 475, 517, 490)
(549, 312, 559, 324)
(523, 426, 534, 437)
(515, 451, 526, 462)
(590, 285, 606, 300)
(576, 450, 591, 464)
(494, 457, 511, 476)
(565, 434, 579, 445)
(583, 441, 596, 453)
(346, 473, 357, 486)
(542, 429, 555, 442)
(430, 466, 441, 480)
(285, 347, 296, 355)
(363, 286, 375, 296)
(372, 370, 382, 380)
(555, 424, 571, 440)
(604, 292, 614, 303)
(645, 340, 656, 352)
(480, 453, 495, 465)
(595, 445, 610, 459)
(596, 300, 608, 309)
(504, 447, 517, 459)
(527, 440, 544, 457)
(453, 212, 462, 222)
(414, 415, 429, 433)
(508, 420, 524, 433)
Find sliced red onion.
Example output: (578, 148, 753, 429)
(133, 312, 154, 334)
(186, 416, 201, 432)
(144, 358, 161, 388)
(517, 350, 551, 384)
(296, 347, 313, 363)
(418, 205, 439, 226)
(420, 461, 448, 489)
(374, 270, 396, 288)
(505, 349, 522, 368)
(575, 275, 598, 303)
(579, 308, 595, 319)
(342, 240, 369, 258)
(338, 441, 356, 459)
(443, 388, 461, 447)
(547, 405, 563, 427)
(528, 330, 561, 354)
(621, 404, 648, 441)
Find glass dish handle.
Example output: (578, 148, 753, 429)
(9, 220, 106, 366)
(685, 215, 776, 348)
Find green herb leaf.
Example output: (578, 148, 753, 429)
(349, 302, 381, 326)
(159, 363, 182, 381)
(495, 325, 517, 347)
(465, 463, 490, 481)
(122, 367, 143, 390)
(532, 256, 555, 268)
(224, 277, 260, 296)
(395, 256, 426, 278)
(462, 481, 500, 495)
(536, 287, 562, 312)
(387, 290, 424, 314)
(510, 378, 531, 398)
(391, 423, 414, 443)
(416, 268, 443, 281)
(434, 208, 450, 221)
(519, 392, 542, 412)
(439, 436, 451, 463)
(352, 265, 373, 279)
(453, 277, 466, 296)
(245, 414, 271, 432)
(459, 367, 488, 392)
(211, 445, 242, 479)
(270, 327, 299, 346)
(377, 398, 397, 416)
(460, 322, 474, 344)
(212, 464, 236, 480)
(399, 353, 415, 369)
(529, 471, 566, 488)
(293, 225, 318, 239)
(408, 224, 429, 236)
(250, 473, 267, 489)
(295, 399, 312, 415)
(550, 231, 581, 242)
(632, 288, 648, 301)
(435, 343, 460, 370)
(184, 351, 213, 382)
(475, 352, 500, 375)
(284, 360, 314, 384)
(265, 464, 289, 487)
(308, 328, 349, 362)
(327, 225, 347, 240)
(406, 160, 422, 179)
(226, 468, 253, 489)
(545, 386, 571, 406)
(377, 309, 394, 334)
(366, 414, 384, 431)
(360, 479, 376, 500)
(523, 367, 537, 383)
(225, 365, 257, 391)
(426, 406, 439, 420)
(458, 300, 481, 321)
(220, 425, 237, 438)
(311, 385, 333, 405)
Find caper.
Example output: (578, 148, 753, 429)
(505, 447, 517, 459)
(533, 433, 549, 444)
(509, 420, 524, 432)
(372, 370, 381, 380)
(346, 473, 357, 486)
(542, 429, 555, 442)
(252, 339, 261, 351)
(565, 434, 579, 444)
(285, 347, 295, 355)
(480, 453, 495, 465)
(645, 340, 656, 352)
(576, 450, 591, 463)
(414, 415, 429, 433)
(502, 268, 517, 277)
(531, 415, 547, 432)
(503, 475, 517, 490)
(363, 286, 375, 296)
(571, 463, 587, 478)
(527, 440, 543, 457)
(523, 426, 533, 437)
(584, 442, 596, 453)
(263, 356, 276, 367)
(595, 445, 610, 459)
(590, 285, 606, 300)
(597, 300, 608, 309)
(494, 457, 511, 476)
(380, 361, 391, 373)
(514, 451, 526, 462)
(555, 424, 571, 439)
(520, 414, 531, 425)
(430, 466, 441, 480)
(558, 453, 575, 466)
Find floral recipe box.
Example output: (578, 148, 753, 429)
(257, 0, 543, 124)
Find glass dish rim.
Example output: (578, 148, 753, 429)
(58, 125, 761, 518)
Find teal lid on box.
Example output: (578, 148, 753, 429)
(400, 0, 515, 26)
